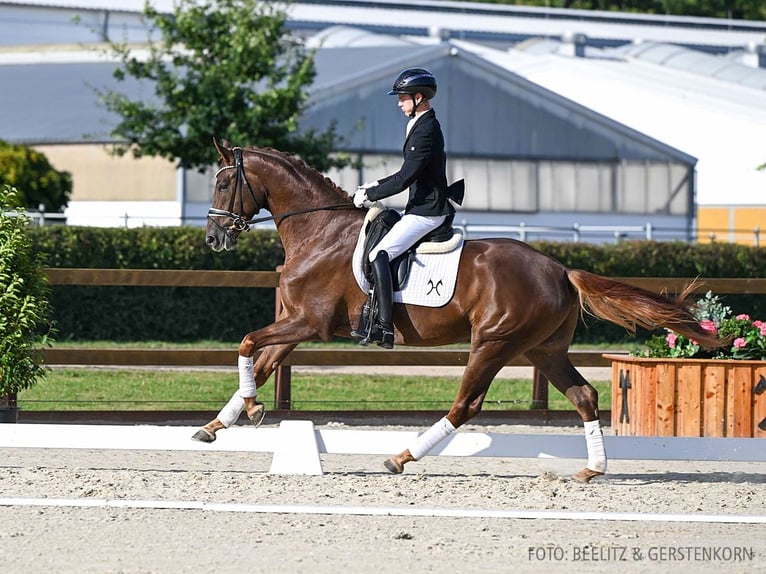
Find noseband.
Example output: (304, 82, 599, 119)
(207, 147, 356, 233)
(207, 147, 259, 232)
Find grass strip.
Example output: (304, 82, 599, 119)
(18, 368, 611, 411)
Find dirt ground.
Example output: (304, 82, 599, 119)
(1, 421, 764, 574)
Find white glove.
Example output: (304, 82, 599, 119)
(353, 186, 371, 209)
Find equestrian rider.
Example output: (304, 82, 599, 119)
(353, 67, 456, 350)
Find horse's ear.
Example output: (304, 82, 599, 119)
(213, 137, 233, 162)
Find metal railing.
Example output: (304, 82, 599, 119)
(458, 221, 762, 246)
(23, 210, 762, 246)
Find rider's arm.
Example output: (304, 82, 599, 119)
(366, 129, 434, 202)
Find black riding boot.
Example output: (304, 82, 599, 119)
(370, 251, 395, 349)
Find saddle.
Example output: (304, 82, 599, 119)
(360, 208, 456, 292)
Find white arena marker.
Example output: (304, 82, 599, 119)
(0, 423, 282, 453)
(1, 424, 765, 463)
(1, 497, 765, 524)
(268, 420, 323, 475)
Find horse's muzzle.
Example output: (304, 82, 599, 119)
(205, 233, 225, 253)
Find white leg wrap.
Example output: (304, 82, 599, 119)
(238, 355, 257, 398)
(584, 419, 607, 473)
(408, 417, 456, 460)
(217, 392, 244, 428)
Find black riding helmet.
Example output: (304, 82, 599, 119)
(388, 68, 437, 117)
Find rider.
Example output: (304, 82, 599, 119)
(352, 67, 457, 350)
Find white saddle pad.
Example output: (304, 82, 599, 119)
(352, 204, 465, 308)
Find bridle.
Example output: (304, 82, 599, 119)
(207, 146, 355, 233)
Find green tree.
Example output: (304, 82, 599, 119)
(0, 140, 72, 212)
(98, 0, 348, 172)
(473, 0, 766, 19)
(0, 186, 55, 404)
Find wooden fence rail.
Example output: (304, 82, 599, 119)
(44, 268, 766, 293)
(42, 269, 766, 410)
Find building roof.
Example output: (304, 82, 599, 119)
(2, 0, 765, 206)
(305, 41, 695, 165)
(4, 0, 766, 52)
(614, 41, 766, 91)
(453, 38, 766, 205)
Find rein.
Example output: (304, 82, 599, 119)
(207, 147, 355, 232)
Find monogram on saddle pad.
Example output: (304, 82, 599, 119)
(352, 203, 464, 307)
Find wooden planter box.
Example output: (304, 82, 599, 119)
(605, 354, 766, 438)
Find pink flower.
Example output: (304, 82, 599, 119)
(754, 320, 764, 327)
(736, 314, 750, 321)
(666, 333, 678, 348)
(699, 319, 717, 334)
(733, 337, 747, 349)
(760, 324, 766, 337)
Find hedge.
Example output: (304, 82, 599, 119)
(30, 226, 284, 342)
(30, 227, 764, 344)
(534, 240, 765, 344)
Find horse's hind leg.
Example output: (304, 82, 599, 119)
(524, 347, 606, 483)
(383, 341, 513, 474)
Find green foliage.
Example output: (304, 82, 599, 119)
(0, 186, 55, 396)
(0, 140, 72, 211)
(29, 226, 285, 342)
(468, 0, 766, 20)
(533, 240, 765, 278)
(29, 225, 283, 270)
(98, 0, 349, 172)
(633, 291, 766, 361)
(27, 228, 766, 345)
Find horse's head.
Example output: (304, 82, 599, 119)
(206, 138, 268, 252)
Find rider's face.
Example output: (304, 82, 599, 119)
(397, 93, 420, 116)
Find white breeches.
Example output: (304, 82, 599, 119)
(369, 213, 447, 261)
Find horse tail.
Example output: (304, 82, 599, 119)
(565, 269, 725, 349)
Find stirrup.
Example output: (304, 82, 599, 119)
(352, 324, 378, 347)
(351, 330, 372, 346)
(377, 328, 394, 350)
(351, 316, 374, 346)
(360, 323, 393, 349)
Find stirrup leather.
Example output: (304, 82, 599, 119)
(351, 291, 378, 346)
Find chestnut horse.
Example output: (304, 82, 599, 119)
(198, 139, 721, 482)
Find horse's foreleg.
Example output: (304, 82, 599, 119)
(191, 342, 297, 443)
(525, 349, 606, 483)
(384, 342, 509, 474)
(236, 316, 324, 420)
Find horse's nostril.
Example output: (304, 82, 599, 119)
(205, 235, 215, 245)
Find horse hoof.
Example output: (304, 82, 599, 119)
(572, 468, 604, 483)
(191, 428, 216, 443)
(384, 458, 403, 474)
(247, 402, 266, 427)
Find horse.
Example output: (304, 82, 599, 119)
(197, 139, 723, 483)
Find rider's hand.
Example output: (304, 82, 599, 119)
(353, 187, 371, 208)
